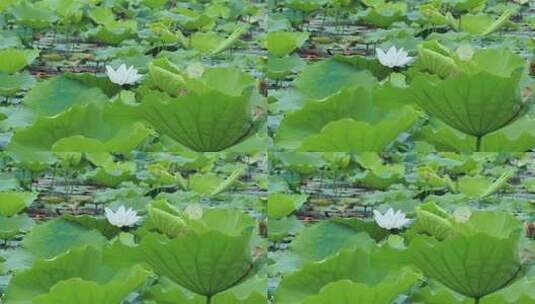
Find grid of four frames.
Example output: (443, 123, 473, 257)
(0, 0, 535, 303)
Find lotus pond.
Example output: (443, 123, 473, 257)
(0, 0, 535, 303)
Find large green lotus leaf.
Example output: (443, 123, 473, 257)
(8, 2, 57, 29)
(269, 216, 304, 241)
(43, 0, 83, 21)
(353, 163, 404, 190)
(453, 211, 522, 238)
(64, 72, 122, 97)
(126, 90, 256, 152)
(445, 0, 487, 12)
(333, 55, 392, 80)
(174, 8, 214, 30)
(0, 0, 17, 11)
(414, 43, 526, 79)
(0, 106, 35, 130)
(266, 31, 309, 57)
(411, 285, 473, 304)
(414, 276, 535, 304)
(143, 278, 204, 304)
(7, 103, 151, 156)
(188, 166, 245, 197)
(417, 119, 480, 152)
(331, 218, 389, 242)
(0, 73, 34, 97)
(276, 86, 418, 150)
(296, 111, 417, 152)
(0, 214, 34, 239)
(188, 66, 255, 97)
(186, 208, 256, 237)
(32, 275, 147, 304)
(360, 2, 407, 28)
(4, 246, 149, 304)
(0, 191, 37, 216)
(274, 152, 326, 175)
(290, 221, 375, 262)
(459, 47, 527, 77)
(275, 247, 412, 304)
(147, 62, 255, 97)
(87, 7, 114, 24)
(409, 70, 525, 138)
(188, 173, 224, 194)
(85, 162, 136, 188)
(144, 276, 266, 304)
(482, 277, 535, 303)
(292, 58, 377, 99)
(267, 54, 306, 80)
(409, 233, 522, 299)
(212, 275, 267, 304)
(482, 115, 535, 151)
(21, 218, 107, 259)
(418, 115, 535, 152)
(0, 48, 39, 74)
(23, 75, 108, 116)
(456, 171, 512, 199)
(459, 10, 512, 36)
(63, 214, 121, 240)
(213, 291, 266, 304)
(190, 31, 224, 53)
(302, 269, 419, 304)
(286, 0, 326, 12)
(88, 21, 137, 45)
(141, 230, 255, 297)
(267, 193, 307, 218)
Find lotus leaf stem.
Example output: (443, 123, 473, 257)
(476, 136, 482, 152)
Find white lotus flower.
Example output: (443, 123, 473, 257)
(105, 64, 143, 86)
(373, 208, 411, 230)
(105, 205, 141, 227)
(376, 46, 413, 68)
